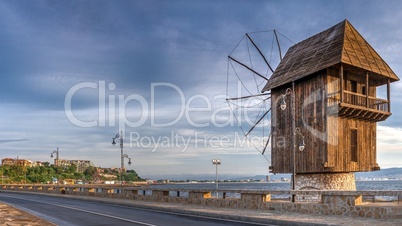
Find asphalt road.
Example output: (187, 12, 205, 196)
(0, 192, 276, 226)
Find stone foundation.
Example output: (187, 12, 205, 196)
(292, 173, 356, 202)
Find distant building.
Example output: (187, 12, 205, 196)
(55, 159, 93, 173)
(68, 160, 93, 173)
(1, 157, 92, 173)
(156, 179, 170, 184)
(32, 161, 44, 167)
(1, 158, 15, 166)
(1, 158, 33, 167)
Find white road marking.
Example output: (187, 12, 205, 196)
(0, 194, 157, 226)
(49, 203, 158, 226)
(0, 193, 277, 225)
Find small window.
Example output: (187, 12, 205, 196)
(350, 129, 358, 162)
(351, 81, 357, 93)
(362, 85, 366, 95)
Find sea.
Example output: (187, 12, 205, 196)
(148, 180, 402, 190)
(147, 180, 402, 200)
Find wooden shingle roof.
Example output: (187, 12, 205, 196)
(262, 19, 399, 92)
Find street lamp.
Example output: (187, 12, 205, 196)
(280, 82, 306, 202)
(212, 159, 221, 198)
(296, 128, 306, 152)
(50, 148, 59, 166)
(123, 154, 132, 166)
(280, 88, 291, 111)
(112, 131, 132, 186)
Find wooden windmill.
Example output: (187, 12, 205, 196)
(262, 20, 399, 191)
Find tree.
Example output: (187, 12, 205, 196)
(67, 164, 77, 174)
(124, 170, 144, 182)
(83, 166, 97, 182)
(0, 164, 143, 184)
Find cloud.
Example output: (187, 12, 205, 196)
(378, 126, 402, 150)
(0, 1, 401, 178)
(0, 139, 29, 143)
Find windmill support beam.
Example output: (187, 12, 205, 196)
(366, 71, 369, 108)
(387, 78, 391, 112)
(340, 63, 344, 103)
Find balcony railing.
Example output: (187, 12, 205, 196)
(342, 91, 389, 112)
(327, 91, 390, 121)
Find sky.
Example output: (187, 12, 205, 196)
(0, 0, 401, 179)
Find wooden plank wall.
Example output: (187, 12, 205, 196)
(271, 71, 328, 174)
(326, 66, 377, 172)
(271, 65, 377, 174)
(326, 116, 376, 172)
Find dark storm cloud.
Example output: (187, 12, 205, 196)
(0, 0, 401, 176)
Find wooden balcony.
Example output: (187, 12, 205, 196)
(327, 91, 391, 122)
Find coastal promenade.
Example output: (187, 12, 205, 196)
(1, 184, 401, 225)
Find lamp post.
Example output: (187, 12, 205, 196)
(280, 82, 306, 202)
(50, 148, 59, 166)
(212, 159, 221, 198)
(112, 131, 132, 186)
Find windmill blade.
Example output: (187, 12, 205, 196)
(226, 30, 293, 164)
(245, 107, 271, 137)
(228, 56, 269, 81)
(273, 30, 283, 61)
(226, 93, 270, 101)
(246, 33, 274, 73)
(261, 130, 271, 155)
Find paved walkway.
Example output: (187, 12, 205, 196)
(0, 202, 55, 226)
(91, 196, 401, 226)
(2, 194, 402, 225)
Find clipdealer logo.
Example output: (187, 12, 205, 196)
(64, 80, 336, 150)
(64, 81, 261, 133)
